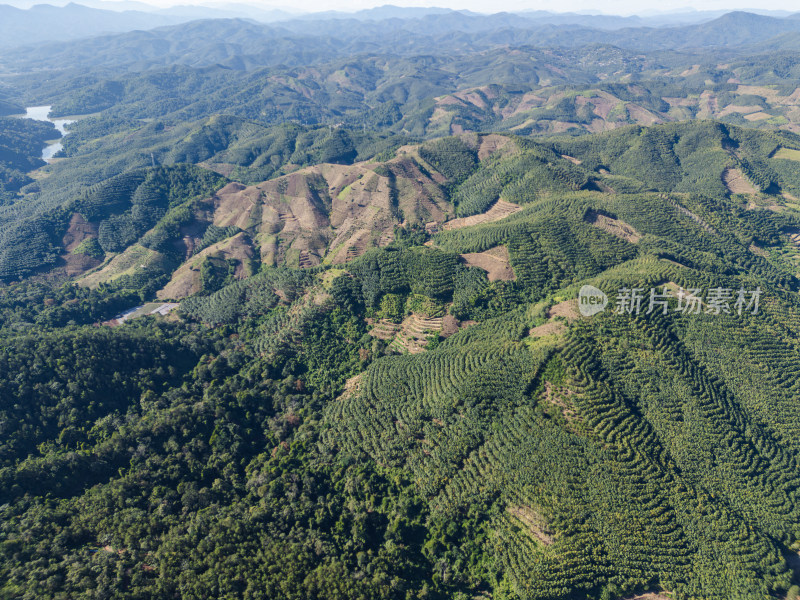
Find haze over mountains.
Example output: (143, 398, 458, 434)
(1, 2, 800, 49)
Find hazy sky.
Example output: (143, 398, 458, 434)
(303, 0, 796, 12)
(4, 0, 800, 15)
(153, 0, 799, 12)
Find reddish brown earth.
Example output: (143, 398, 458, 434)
(460, 246, 515, 281)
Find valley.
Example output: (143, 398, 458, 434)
(20, 105, 74, 161)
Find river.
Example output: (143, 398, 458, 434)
(24, 106, 75, 162)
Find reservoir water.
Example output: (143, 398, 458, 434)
(24, 106, 75, 161)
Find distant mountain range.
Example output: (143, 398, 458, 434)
(0, 1, 299, 48)
(0, 3, 186, 47)
(6, 7, 800, 70)
(2, 2, 800, 51)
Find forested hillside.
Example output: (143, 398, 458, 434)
(4, 7, 800, 600)
(0, 116, 800, 599)
(1, 121, 798, 295)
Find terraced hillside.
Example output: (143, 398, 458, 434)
(3, 120, 800, 600)
(429, 81, 800, 137)
(310, 121, 800, 598)
(7, 120, 800, 300)
(319, 134, 800, 597)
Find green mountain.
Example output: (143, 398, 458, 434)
(6, 120, 800, 288)
(2, 119, 800, 599)
(8, 36, 800, 156)
(5, 12, 800, 600)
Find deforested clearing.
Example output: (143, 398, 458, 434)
(460, 245, 515, 281)
(723, 167, 758, 194)
(585, 210, 642, 243)
(443, 199, 521, 230)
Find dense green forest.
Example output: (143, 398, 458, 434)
(5, 8, 800, 600)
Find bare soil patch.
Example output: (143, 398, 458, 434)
(744, 111, 771, 121)
(338, 374, 362, 401)
(157, 233, 254, 300)
(209, 182, 258, 230)
(461, 246, 515, 281)
(62, 213, 99, 252)
(204, 161, 405, 269)
(745, 195, 784, 212)
(506, 92, 546, 117)
(327, 228, 376, 265)
(527, 299, 578, 338)
(585, 211, 641, 243)
(719, 104, 762, 117)
(173, 218, 209, 258)
(587, 118, 622, 134)
(440, 314, 460, 338)
(528, 321, 566, 337)
(772, 147, 800, 162)
(626, 103, 662, 125)
(78, 245, 161, 289)
(680, 64, 700, 76)
(697, 91, 718, 118)
(477, 134, 514, 161)
(62, 253, 102, 277)
(576, 93, 617, 120)
(443, 199, 521, 230)
(435, 95, 468, 107)
(368, 319, 401, 340)
(550, 121, 576, 133)
(722, 168, 757, 194)
(594, 180, 616, 194)
(371, 313, 445, 354)
(547, 299, 580, 321)
(393, 314, 444, 354)
(663, 97, 695, 107)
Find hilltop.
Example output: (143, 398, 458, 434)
(5, 121, 798, 299)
